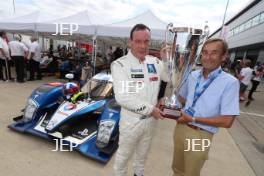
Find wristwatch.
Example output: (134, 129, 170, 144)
(192, 117, 196, 123)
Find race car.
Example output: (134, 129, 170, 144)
(8, 72, 120, 163)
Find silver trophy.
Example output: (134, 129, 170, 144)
(162, 25, 203, 119)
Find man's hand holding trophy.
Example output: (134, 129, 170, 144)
(160, 24, 203, 120)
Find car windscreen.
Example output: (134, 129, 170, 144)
(88, 80, 113, 99)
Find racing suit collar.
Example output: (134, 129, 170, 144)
(128, 51, 145, 64)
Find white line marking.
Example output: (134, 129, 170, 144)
(240, 111, 264, 117)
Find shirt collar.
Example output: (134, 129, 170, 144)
(128, 50, 145, 64)
(201, 66, 222, 79)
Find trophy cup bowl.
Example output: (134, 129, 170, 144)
(161, 97, 182, 119)
(162, 26, 202, 120)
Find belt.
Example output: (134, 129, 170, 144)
(139, 115, 151, 120)
(187, 124, 205, 131)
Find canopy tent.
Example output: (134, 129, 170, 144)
(0, 11, 58, 23)
(0, 10, 96, 42)
(37, 10, 96, 36)
(35, 10, 167, 51)
(0, 10, 167, 40)
(0, 9, 167, 58)
(0, 11, 59, 32)
(36, 10, 167, 41)
(0, 10, 168, 76)
(96, 10, 167, 40)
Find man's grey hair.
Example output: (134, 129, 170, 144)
(14, 34, 21, 41)
(30, 36, 38, 41)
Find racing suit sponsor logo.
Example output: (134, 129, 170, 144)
(134, 106, 146, 112)
(131, 74, 144, 78)
(130, 68, 143, 72)
(149, 76, 158, 81)
(147, 64, 157, 73)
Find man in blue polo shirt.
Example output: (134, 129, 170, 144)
(171, 38, 240, 176)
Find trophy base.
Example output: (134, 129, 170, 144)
(162, 107, 181, 120)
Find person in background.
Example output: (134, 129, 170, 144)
(9, 34, 28, 83)
(106, 46, 113, 65)
(238, 59, 253, 101)
(28, 36, 42, 81)
(245, 63, 264, 106)
(112, 46, 124, 62)
(234, 60, 244, 78)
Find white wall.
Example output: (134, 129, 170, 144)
(257, 50, 264, 63)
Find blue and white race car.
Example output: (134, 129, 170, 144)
(8, 72, 120, 163)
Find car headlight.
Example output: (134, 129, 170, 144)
(96, 120, 115, 147)
(23, 98, 38, 122)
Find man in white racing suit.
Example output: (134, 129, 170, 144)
(111, 24, 169, 176)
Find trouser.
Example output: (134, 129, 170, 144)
(0, 58, 11, 80)
(239, 82, 248, 94)
(12, 56, 25, 82)
(29, 59, 41, 79)
(0, 59, 4, 80)
(172, 124, 213, 176)
(248, 80, 260, 99)
(114, 117, 156, 176)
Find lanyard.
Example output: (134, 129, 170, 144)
(191, 69, 222, 108)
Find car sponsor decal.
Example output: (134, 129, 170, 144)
(78, 128, 89, 136)
(34, 94, 39, 100)
(63, 103, 77, 111)
(57, 110, 69, 116)
(109, 112, 114, 118)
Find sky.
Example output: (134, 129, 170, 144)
(0, 0, 253, 34)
